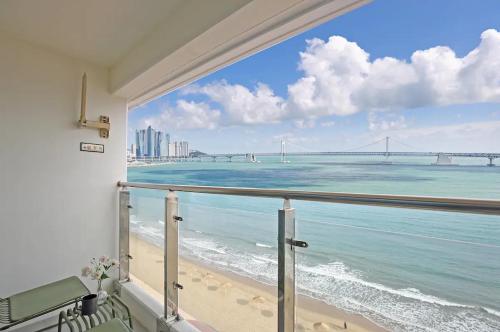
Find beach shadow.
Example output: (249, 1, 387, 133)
(179, 271, 187, 275)
(155, 259, 163, 264)
(192, 278, 202, 283)
(207, 285, 219, 291)
(236, 298, 249, 305)
(260, 309, 273, 318)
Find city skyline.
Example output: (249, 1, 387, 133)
(128, 1, 500, 154)
(131, 125, 189, 159)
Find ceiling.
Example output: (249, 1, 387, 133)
(0, 0, 193, 66)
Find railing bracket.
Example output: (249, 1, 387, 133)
(173, 216, 183, 222)
(127, 204, 133, 209)
(287, 238, 308, 248)
(173, 282, 183, 290)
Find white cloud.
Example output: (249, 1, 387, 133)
(146, 100, 221, 130)
(178, 29, 500, 129)
(320, 121, 336, 127)
(368, 113, 407, 132)
(287, 36, 370, 117)
(272, 132, 319, 146)
(184, 81, 286, 125)
(288, 29, 500, 116)
(294, 118, 316, 129)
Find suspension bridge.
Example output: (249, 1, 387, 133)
(201, 137, 500, 166)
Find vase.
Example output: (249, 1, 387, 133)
(81, 294, 98, 315)
(96, 280, 108, 304)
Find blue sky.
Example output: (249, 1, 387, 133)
(129, 0, 500, 153)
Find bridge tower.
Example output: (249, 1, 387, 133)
(281, 139, 287, 163)
(488, 157, 495, 167)
(385, 136, 389, 158)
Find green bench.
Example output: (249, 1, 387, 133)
(57, 295, 133, 332)
(0, 276, 89, 330)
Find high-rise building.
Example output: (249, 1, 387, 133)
(130, 144, 137, 159)
(146, 126, 155, 158)
(174, 141, 181, 157)
(135, 129, 146, 158)
(168, 143, 176, 157)
(134, 127, 187, 159)
(164, 133, 170, 157)
(180, 141, 189, 157)
(154, 131, 163, 158)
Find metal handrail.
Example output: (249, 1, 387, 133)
(117, 181, 500, 215)
(117, 181, 500, 331)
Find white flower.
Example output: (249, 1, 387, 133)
(99, 256, 109, 264)
(81, 266, 91, 277)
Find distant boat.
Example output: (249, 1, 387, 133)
(246, 153, 259, 163)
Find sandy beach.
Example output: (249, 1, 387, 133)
(130, 234, 387, 332)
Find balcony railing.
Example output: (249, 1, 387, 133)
(116, 181, 500, 332)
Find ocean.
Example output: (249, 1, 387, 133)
(127, 156, 500, 331)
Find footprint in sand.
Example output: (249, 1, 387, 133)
(236, 298, 249, 305)
(260, 309, 273, 318)
(207, 285, 219, 291)
(179, 271, 187, 275)
(313, 322, 340, 331)
(251, 296, 266, 304)
(203, 273, 215, 284)
(295, 324, 308, 331)
(192, 278, 202, 282)
(219, 282, 232, 295)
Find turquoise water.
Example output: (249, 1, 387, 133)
(128, 156, 500, 331)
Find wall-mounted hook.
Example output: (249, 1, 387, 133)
(78, 73, 110, 138)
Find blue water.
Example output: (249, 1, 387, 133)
(128, 156, 500, 331)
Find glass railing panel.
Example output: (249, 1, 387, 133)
(128, 188, 165, 300)
(294, 201, 500, 332)
(177, 192, 281, 332)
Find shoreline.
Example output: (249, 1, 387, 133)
(127, 161, 173, 168)
(130, 233, 387, 332)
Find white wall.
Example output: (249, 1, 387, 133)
(0, 31, 127, 309)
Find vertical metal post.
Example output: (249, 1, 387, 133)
(278, 199, 295, 332)
(119, 190, 130, 282)
(165, 190, 179, 320)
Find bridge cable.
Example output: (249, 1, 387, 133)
(336, 137, 387, 153)
(390, 137, 422, 152)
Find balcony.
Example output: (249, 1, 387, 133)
(116, 181, 500, 332)
(2, 1, 499, 331)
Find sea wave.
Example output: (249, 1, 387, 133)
(132, 224, 500, 332)
(484, 307, 500, 318)
(295, 262, 500, 332)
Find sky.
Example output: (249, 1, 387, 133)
(128, 0, 500, 154)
